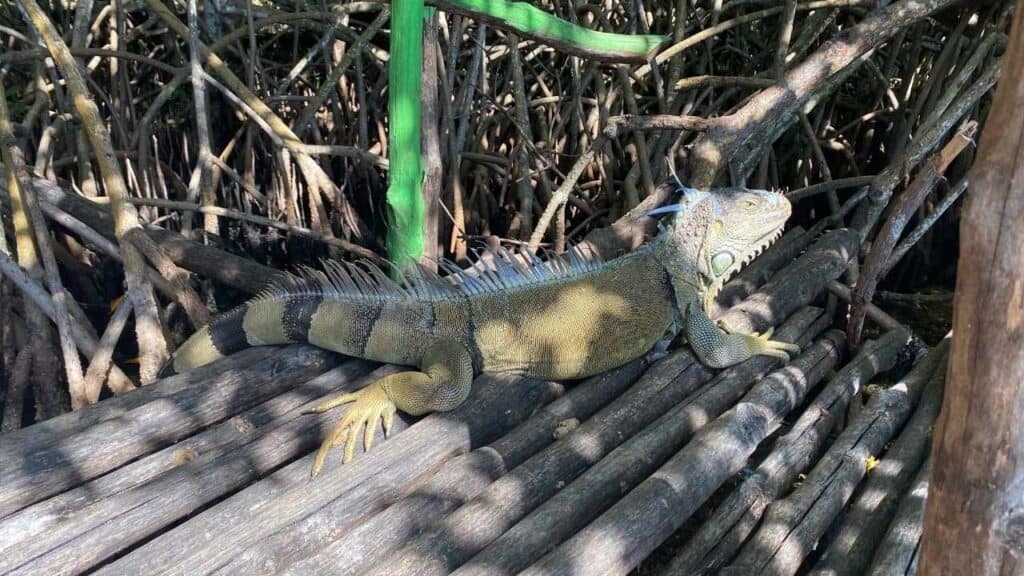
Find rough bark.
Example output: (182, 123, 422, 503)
(917, 4, 1024, 573)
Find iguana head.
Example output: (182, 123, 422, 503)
(653, 185, 791, 311)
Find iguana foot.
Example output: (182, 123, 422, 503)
(717, 319, 801, 361)
(309, 381, 396, 477)
(722, 324, 801, 361)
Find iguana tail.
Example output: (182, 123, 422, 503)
(163, 295, 314, 376)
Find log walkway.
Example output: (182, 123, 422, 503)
(0, 228, 946, 575)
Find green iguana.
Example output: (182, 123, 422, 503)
(167, 185, 797, 476)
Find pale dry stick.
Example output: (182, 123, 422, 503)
(775, 0, 798, 77)
(187, 0, 219, 235)
(140, 0, 364, 237)
(849, 121, 977, 347)
(0, 82, 64, 418)
(124, 229, 209, 328)
(81, 294, 134, 404)
(71, 0, 98, 199)
(527, 114, 712, 252)
(675, 75, 775, 91)
(21, 0, 170, 383)
(0, 78, 86, 407)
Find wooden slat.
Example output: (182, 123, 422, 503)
(98, 373, 565, 576)
(0, 345, 341, 518)
(0, 360, 376, 575)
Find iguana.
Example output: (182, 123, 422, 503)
(167, 185, 797, 476)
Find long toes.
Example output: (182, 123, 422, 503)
(364, 409, 382, 452)
(382, 409, 396, 437)
(773, 341, 801, 353)
(343, 421, 363, 463)
(764, 349, 792, 362)
(309, 392, 358, 414)
(312, 421, 349, 478)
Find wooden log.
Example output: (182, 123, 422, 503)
(278, 361, 646, 576)
(0, 361, 378, 575)
(216, 361, 647, 575)
(522, 326, 912, 576)
(0, 346, 268, 463)
(453, 309, 831, 576)
(651, 329, 914, 576)
(0, 344, 340, 519)
(724, 330, 936, 576)
(98, 373, 564, 576)
(367, 348, 712, 576)
(867, 457, 931, 576)
(917, 4, 1024, 573)
(809, 338, 949, 576)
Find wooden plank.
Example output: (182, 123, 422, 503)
(867, 457, 931, 576)
(451, 307, 828, 576)
(0, 346, 269, 470)
(665, 331, 920, 575)
(216, 361, 648, 575)
(809, 338, 948, 576)
(0, 345, 340, 519)
(98, 372, 565, 576)
(520, 327, 847, 573)
(724, 333, 943, 575)
(523, 327, 911, 576)
(0, 360, 376, 575)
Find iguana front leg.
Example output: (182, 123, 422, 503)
(685, 302, 799, 368)
(308, 340, 474, 476)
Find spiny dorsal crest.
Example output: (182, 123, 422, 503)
(257, 242, 605, 302)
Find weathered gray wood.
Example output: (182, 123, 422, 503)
(98, 372, 564, 576)
(809, 339, 949, 576)
(221, 361, 648, 575)
(453, 308, 828, 576)
(0, 360, 376, 575)
(523, 328, 861, 576)
(0, 346, 269, 471)
(724, 329, 935, 576)
(0, 344, 340, 519)
(868, 457, 931, 576)
(367, 347, 712, 576)
(663, 329, 915, 576)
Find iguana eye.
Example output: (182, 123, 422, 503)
(742, 199, 758, 208)
(711, 251, 734, 275)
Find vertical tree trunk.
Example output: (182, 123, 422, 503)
(917, 6, 1024, 574)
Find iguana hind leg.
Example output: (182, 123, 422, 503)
(309, 341, 474, 476)
(685, 303, 799, 368)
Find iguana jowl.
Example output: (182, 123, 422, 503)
(168, 186, 797, 475)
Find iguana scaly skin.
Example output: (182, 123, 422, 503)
(168, 186, 796, 475)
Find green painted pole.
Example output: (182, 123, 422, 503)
(386, 0, 426, 269)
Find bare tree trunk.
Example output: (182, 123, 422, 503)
(917, 6, 1024, 574)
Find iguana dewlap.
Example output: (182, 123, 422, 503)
(168, 186, 796, 475)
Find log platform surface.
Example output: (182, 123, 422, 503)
(0, 229, 945, 576)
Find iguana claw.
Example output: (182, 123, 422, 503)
(719, 321, 801, 362)
(309, 382, 396, 477)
